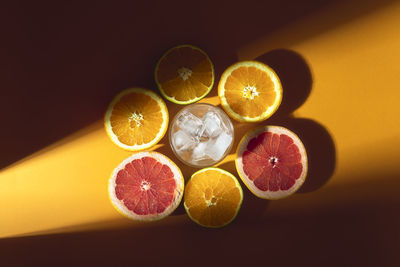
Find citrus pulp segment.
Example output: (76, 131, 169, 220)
(236, 126, 307, 199)
(104, 88, 168, 151)
(184, 168, 243, 228)
(155, 44, 214, 104)
(218, 60, 282, 122)
(109, 152, 184, 221)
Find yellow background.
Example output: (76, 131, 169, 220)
(1, 0, 399, 265)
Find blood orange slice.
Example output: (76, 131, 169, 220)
(108, 152, 184, 221)
(236, 126, 307, 199)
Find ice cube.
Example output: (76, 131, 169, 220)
(173, 130, 197, 152)
(205, 132, 233, 161)
(176, 111, 204, 137)
(202, 111, 222, 138)
(191, 141, 208, 161)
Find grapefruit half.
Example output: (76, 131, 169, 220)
(109, 152, 184, 221)
(236, 126, 307, 199)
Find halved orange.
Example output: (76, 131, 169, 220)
(184, 168, 243, 228)
(218, 61, 282, 122)
(155, 44, 214, 105)
(104, 88, 168, 151)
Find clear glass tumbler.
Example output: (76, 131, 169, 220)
(169, 103, 234, 168)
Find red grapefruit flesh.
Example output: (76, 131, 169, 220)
(109, 152, 184, 221)
(236, 126, 307, 199)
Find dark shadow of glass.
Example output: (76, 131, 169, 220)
(256, 49, 312, 118)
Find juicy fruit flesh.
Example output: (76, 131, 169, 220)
(224, 66, 277, 118)
(242, 132, 303, 192)
(115, 157, 177, 215)
(110, 93, 164, 146)
(184, 169, 242, 227)
(157, 46, 213, 102)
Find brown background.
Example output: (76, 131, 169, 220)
(1, 0, 399, 266)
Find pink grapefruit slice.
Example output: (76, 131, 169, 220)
(108, 151, 184, 221)
(236, 126, 307, 199)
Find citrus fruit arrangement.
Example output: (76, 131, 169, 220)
(105, 44, 308, 228)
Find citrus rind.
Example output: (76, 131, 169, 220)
(184, 167, 243, 228)
(155, 44, 215, 105)
(218, 61, 282, 122)
(235, 125, 307, 200)
(104, 88, 169, 151)
(108, 151, 184, 221)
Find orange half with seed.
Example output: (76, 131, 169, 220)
(104, 88, 169, 151)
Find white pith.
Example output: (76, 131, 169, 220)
(140, 180, 151, 191)
(206, 196, 218, 207)
(177, 67, 192, 81)
(235, 126, 308, 200)
(269, 156, 279, 168)
(242, 85, 259, 100)
(129, 112, 144, 127)
(109, 152, 184, 221)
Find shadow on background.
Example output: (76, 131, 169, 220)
(1, 0, 395, 169)
(256, 49, 313, 118)
(279, 118, 336, 193)
(221, 117, 336, 196)
(1, 193, 398, 267)
(255, 49, 335, 192)
(224, 48, 335, 193)
(218, 159, 270, 221)
(0, 0, 398, 264)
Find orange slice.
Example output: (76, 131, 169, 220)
(155, 44, 215, 105)
(218, 61, 282, 122)
(104, 88, 168, 151)
(184, 168, 243, 228)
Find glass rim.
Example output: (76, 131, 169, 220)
(168, 103, 235, 168)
